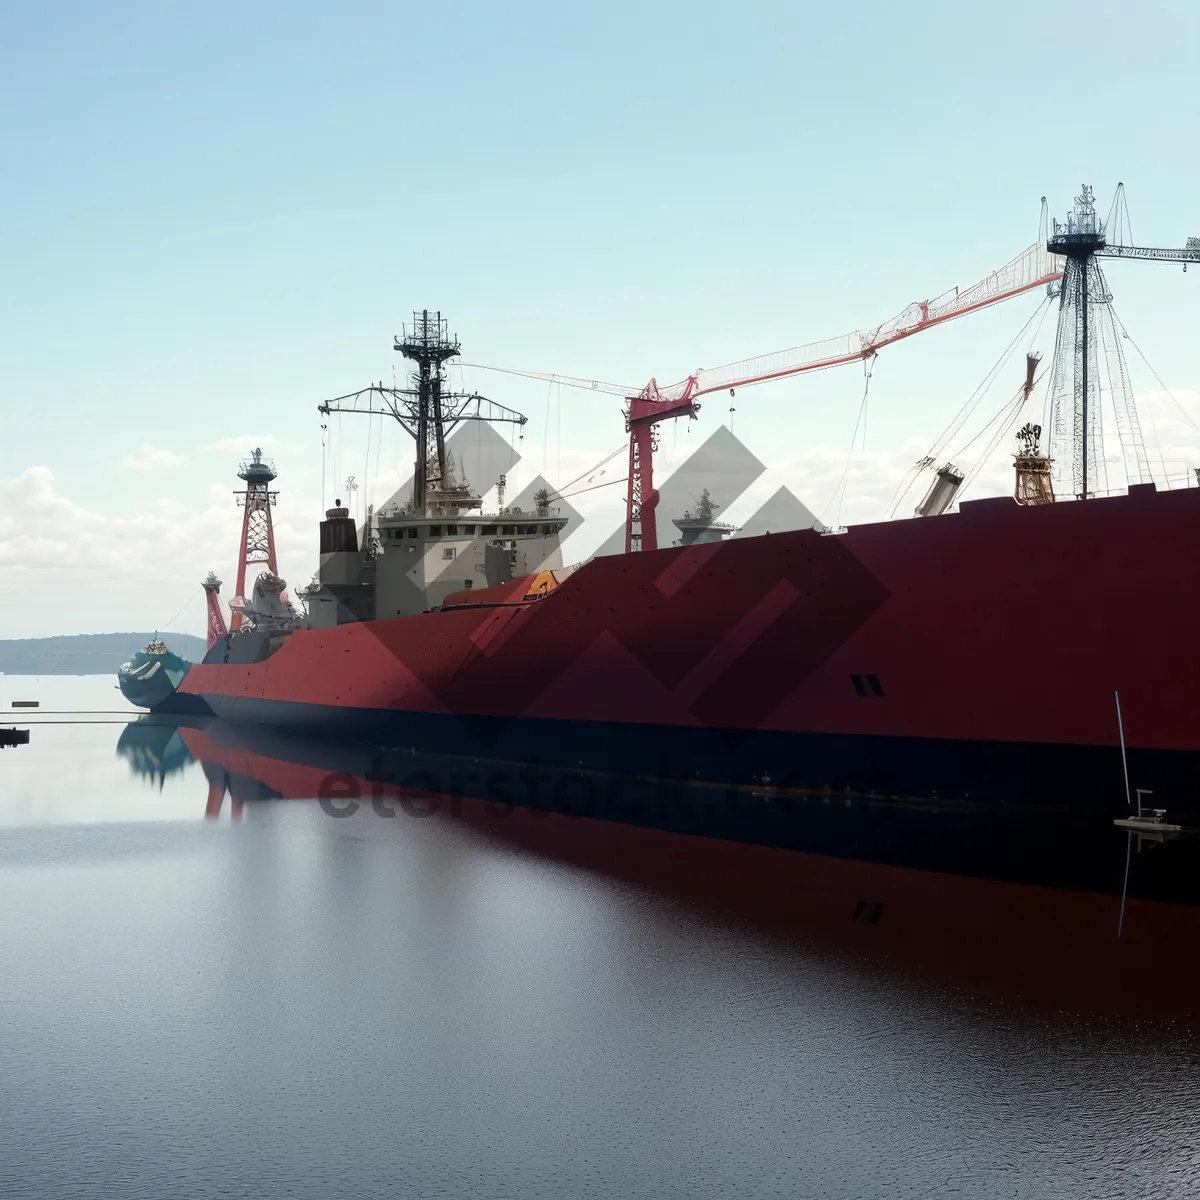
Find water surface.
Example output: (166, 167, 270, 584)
(2, 677, 1199, 1199)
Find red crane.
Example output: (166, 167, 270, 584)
(466, 241, 1062, 552)
(230, 448, 280, 632)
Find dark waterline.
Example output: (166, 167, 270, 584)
(2, 677, 1200, 1200)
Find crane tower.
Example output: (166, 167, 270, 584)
(1045, 184, 1199, 498)
(231, 448, 279, 633)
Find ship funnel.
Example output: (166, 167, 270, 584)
(321, 504, 359, 554)
(916, 463, 964, 517)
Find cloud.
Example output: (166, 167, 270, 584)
(0, 466, 316, 637)
(0, 532, 71, 567)
(120, 444, 188, 471)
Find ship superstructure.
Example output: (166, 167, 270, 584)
(302, 309, 562, 622)
(672, 489, 739, 547)
(307, 489, 569, 625)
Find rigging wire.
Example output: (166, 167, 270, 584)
(1105, 189, 1122, 245)
(364, 405, 374, 517)
(950, 297, 1052, 465)
(821, 355, 875, 530)
(927, 294, 1051, 462)
(1105, 184, 1135, 248)
(861, 372, 868, 450)
(1025, 292, 1052, 353)
(953, 380, 1029, 460)
(457, 362, 635, 397)
(553, 444, 628, 497)
(1141, 391, 1170, 488)
(883, 458, 931, 518)
(956, 367, 1048, 498)
(887, 295, 1052, 518)
(336, 412, 344, 502)
(474, 384, 482, 497)
(159, 586, 202, 635)
(320, 421, 328, 511)
(542, 377, 553, 478)
(372, 407, 384, 513)
(959, 391, 1032, 497)
(378, 401, 386, 485)
(557, 475, 629, 502)
(1111, 308, 1200, 430)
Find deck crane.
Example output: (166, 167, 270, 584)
(468, 242, 1063, 551)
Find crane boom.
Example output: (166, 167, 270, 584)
(460, 244, 1064, 408)
(1096, 240, 1200, 263)
(658, 242, 1062, 402)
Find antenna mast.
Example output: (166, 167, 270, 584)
(394, 310, 460, 516)
(318, 313, 528, 519)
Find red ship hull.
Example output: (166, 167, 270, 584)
(177, 483, 1200, 805)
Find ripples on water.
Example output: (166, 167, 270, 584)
(2, 677, 1199, 1199)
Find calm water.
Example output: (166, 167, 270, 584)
(3, 676, 1200, 1199)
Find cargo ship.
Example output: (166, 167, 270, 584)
(144, 477, 1200, 824)
(120, 191, 1200, 845)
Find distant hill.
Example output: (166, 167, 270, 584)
(0, 633, 207, 676)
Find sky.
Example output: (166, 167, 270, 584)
(2, 0, 1199, 638)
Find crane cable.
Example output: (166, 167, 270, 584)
(373, 404, 384, 513)
(363, 403, 374, 523)
(927, 293, 1051, 463)
(158, 586, 202, 636)
(1111, 309, 1200, 431)
(557, 475, 629, 502)
(821, 354, 875, 530)
(887, 294, 1052, 517)
(550, 443, 628, 499)
(950, 300, 1052, 463)
(956, 366, 1050, 499)
(1138, 385, 1171, 490)
(883, 458, 931, 520)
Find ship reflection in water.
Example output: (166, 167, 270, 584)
(114, 714, 1200, 1025)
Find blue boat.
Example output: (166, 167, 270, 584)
(116, 639, 193, 711)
